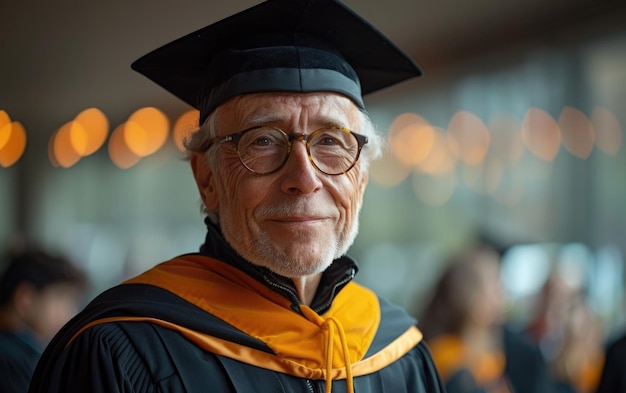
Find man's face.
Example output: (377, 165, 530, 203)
(24, 283, 82, 344)
(192, 92, 369, 278)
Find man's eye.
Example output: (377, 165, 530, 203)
(254, 136, 273, 146)
(319, 136, 338, 146)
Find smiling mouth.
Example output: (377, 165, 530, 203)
(271, 216, 327, 224)
(256, 203, 335, 224)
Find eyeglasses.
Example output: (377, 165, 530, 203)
(202, 126, 368, 175)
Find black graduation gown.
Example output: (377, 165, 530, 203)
(29, 282, 444, 393)
(28, 224, 445, 393)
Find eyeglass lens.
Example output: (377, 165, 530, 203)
(237, 127, 360, 175)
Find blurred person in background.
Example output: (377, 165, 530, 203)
(27, 1, 446, 392)
(419, 244, 513, 393)
(0, 245, 87, 393)
(418, 242, 554, 393)
(524, 268, 583, 361)
(524, 267, 605, 393)
(548, 295, 604, 393)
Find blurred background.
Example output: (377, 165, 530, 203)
(1, 0, 625, 351)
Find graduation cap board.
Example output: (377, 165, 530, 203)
(131, 0, 422, 124)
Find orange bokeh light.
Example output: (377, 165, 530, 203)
(0, 121, 27, 168)
(388, 113, 436, 167)
(74, 107, 109, 156)
(559, 106, 595, 159)
(521, 108, 561, 161)
(0, 110, 11, 150)
(446, 111, 490, 166)
(124, 107, 170, 157)
(109, 123, 141, 169)
(417, 129, 456, 175)
(51, 121, 83, 168)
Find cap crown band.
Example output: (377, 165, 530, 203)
(200, 44, 363, 123)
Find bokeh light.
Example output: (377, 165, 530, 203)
(446, 110, 490, 165)
(0, 110, 11, 150)
(109, 123, 141, 169)
(0, 121, 27, 168)
(416, 128, 456, 175)
(74, 107, 109, 156)
(50, 121, 83, 168)
(388, 113, 435, 167)
(48, 108, 111, 167)
(124, 107, 170, 157)
(522, 107, 561, 161)
(559, 106, 595, 159)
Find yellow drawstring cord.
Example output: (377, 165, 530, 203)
(323, 317, 354, 393)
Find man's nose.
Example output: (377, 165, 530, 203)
(279, 139, 323, 194)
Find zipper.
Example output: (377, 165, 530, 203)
(306, 379, 318, 393)
(260, 272, 301, 307)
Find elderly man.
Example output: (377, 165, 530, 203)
(29, 0, 445, 392)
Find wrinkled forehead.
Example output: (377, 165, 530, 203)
(216, 92, 363, 131)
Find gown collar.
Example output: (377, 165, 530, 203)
(198, 218, 358, 314)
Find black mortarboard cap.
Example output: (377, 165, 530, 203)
(131, 0, 422, 124)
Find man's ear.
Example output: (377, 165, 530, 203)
(190, 152, 219, 211)
(359, 169, 369, 195)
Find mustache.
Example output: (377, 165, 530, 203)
(254, 201, 335, 219)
